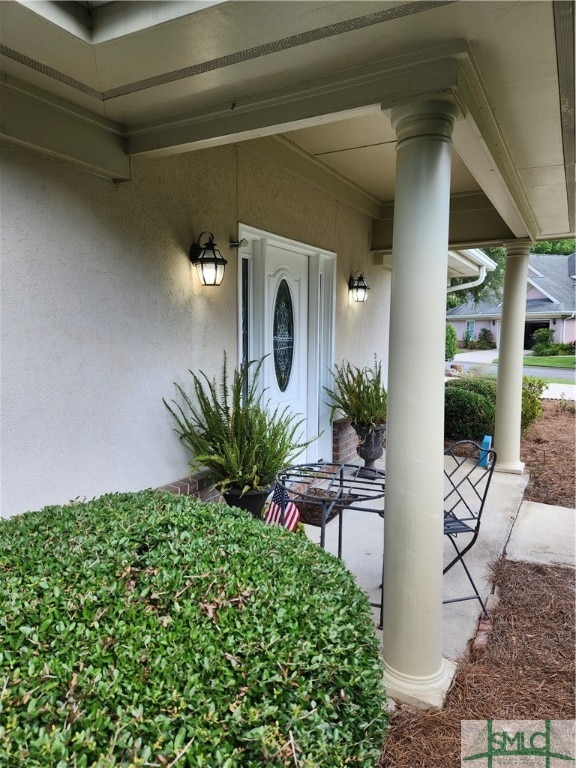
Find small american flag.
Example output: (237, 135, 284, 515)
(265, 483, 301, 532)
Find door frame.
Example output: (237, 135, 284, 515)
(237, 224, 336, 461)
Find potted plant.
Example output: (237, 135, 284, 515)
(163, 355, 312, 518)
(324, 356, 387, 477)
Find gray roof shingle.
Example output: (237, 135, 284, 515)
(447, 253, 575, 319)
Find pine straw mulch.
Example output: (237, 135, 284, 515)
(521, 399, 576, 508)
(379, 559, 575, 768)
(379, 401, 575, 768)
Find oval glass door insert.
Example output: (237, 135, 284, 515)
(273, 279, 294, 392)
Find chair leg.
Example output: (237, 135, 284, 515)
(443, 535, 488, 618)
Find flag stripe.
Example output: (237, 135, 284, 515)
(265, 483, 300, 532)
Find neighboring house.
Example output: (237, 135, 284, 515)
(447, 254, 576, 348)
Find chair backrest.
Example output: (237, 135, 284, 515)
(444, 440, 497, 524)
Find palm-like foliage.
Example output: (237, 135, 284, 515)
(164, 355, 311, 494)
(324, 357, 387, 430)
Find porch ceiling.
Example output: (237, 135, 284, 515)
(1, 1, 574, 249)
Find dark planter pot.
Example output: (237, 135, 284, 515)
(222, 487, 272, 519)
(353, 423, 386, 478)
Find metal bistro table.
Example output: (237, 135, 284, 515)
(276, 462, 386, 627)
(276, 462, 386, 558)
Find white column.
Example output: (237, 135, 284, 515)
(382, 100, 458, 709)
(494, 240, 531, 473)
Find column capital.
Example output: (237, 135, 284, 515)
(504, 239, 532, 258)
(390, 99, 460, 144)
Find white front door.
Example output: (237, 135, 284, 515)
(238, 226, 335, 463)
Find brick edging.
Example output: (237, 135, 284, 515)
(158, 471, 220, 503)
(470, 593, 500, 657)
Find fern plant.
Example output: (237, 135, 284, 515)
(164, 355, 312, 495)
(324, 357, 387, 431)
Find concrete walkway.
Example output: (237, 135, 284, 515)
(449, 349, 576, 400)
(303, 456, 575, 668)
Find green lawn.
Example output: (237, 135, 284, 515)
(523, 355, 576, 369)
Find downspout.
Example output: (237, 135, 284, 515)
(446, 265, 487, 293)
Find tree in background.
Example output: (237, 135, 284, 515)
(531, 239, 575, 255)
(447, 238, 575, 309)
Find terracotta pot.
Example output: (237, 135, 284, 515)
(352, 423, 386, 478)
(222, 487, 272, 519)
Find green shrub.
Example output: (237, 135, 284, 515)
(444, 387, 496, 440)
(462, 328, 475, 349)
(0, 492, 387, 768)
(521, 376, 546, 431)
(445, 324, 458, 361)
(532, 328, 554, 346)
(532, 341, 574, 357)
(476, 328, 496, 350)
(445, 373, 546, 438)
(531, 342, 555, 356)
(522, 376, 547, 399)
(446, 373, 497, 402)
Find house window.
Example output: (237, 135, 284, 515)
(466, 320, 475, 337)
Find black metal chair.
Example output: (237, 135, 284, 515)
(443, 440, 497, 618)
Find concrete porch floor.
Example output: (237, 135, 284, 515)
(303, 456, 575, 665)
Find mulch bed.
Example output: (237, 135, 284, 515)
(521, 399, 575, 508)
(379, 559, 575, 768)
(379, 401, 576, 767)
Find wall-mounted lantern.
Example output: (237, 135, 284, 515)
(189, 232, 228, 286)
(348, 271, 370, 302)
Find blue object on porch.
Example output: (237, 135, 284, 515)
(478, 435, 493, 467)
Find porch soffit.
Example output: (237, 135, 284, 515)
(0, 43, 545, 243)
(0, 1, 573, 242)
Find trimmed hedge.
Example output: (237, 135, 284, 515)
(531, 329, 574, 356)
(445, 373, 546, 439)
(0, 492, 387, 767)
(532, 342, 575, 356)
(446, 375, 497, 402)
(444, 387, 496, 440)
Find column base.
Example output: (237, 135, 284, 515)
(495, 460, 525, 475)
(383, 657, 458, 710)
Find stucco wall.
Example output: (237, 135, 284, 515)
(526, 285, 544, 299)
(0, 142, 390, 517)
(560, 318, 575, 343)
(449, 319, 474, 342)
(448, 319, 498, 346)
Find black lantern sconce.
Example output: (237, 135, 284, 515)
(348, 271, 370, 302)
(189, 232, 228, 286)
